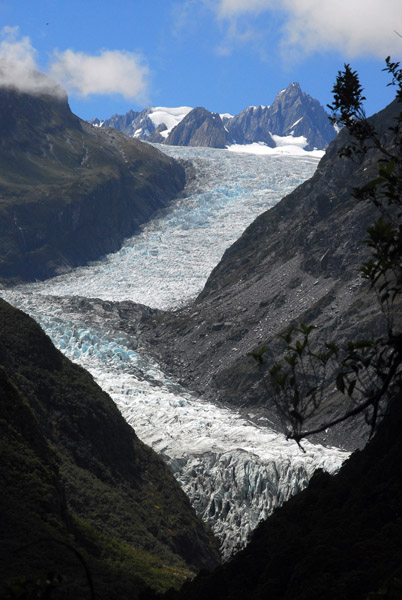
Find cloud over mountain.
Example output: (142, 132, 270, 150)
(0, 27, 149, 102)
(0, 26, 64, 97)
(49, 48, 149, 100)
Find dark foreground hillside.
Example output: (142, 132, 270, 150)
(164, 391, 402, 600)
(0, 299, 219, 599)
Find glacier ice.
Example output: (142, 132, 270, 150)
(11, 146, 320, 309)
(1, 146, 349, 558)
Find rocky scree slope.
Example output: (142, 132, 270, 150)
(110, 100, 400, 451)
(0, 85, 185, 282)
(0, 298, 220, 599)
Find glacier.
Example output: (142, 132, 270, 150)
(1, 145, 348, 558)
(11, 146, 322, 308)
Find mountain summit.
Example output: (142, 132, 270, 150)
(91, 83, 336, 150)
(164, 107, 228, 148)
(226, 83, 336, 150)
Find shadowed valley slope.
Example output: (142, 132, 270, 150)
(0, 83, 185, 282)
(0, 299, 220, 599)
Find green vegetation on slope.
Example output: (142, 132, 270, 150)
(0, 298, 219, 598)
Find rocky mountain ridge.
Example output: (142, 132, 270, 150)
(90, 106, 192, 141)
(91, 82, 336, 150)
(226, 82, 336, 150)
(0, 82, 186, 283)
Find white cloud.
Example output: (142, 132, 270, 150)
(49, 49, 149, 101)
(213, 0, 402, 58)
(0, 27, 149, 102)
(0, 26, 64, 97)
(217, 0, 271, 17)
(281, 0, 402, 58)
(0, 25, 37, 68)
(215, 18, 268, 58)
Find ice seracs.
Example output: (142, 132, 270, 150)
(1, 293, 347, 559)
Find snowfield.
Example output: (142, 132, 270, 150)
(228, 136, 325, 157)
(147, 106, 193, 138)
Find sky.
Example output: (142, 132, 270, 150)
(0, 0, 401, 121)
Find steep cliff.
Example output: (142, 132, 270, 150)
(90, 108, 144, 136)
(0, 299, 220, 598)
(225, 104, 276, 146)
(0, 85, 185, 282)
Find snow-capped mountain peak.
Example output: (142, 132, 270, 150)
(90, 105, 193, 141)
(148, 106, 192, 137)
(90, 83, 337, 151)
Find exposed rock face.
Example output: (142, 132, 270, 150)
(165, 107, 229, 148)
(130, 100, 400, 450)
(147, 122, 168, 143)
(0, 87, 185, 282)
(0, 298, 220, 598)
(270, 82, 336, 149)
(90, 107, 156, 139)
(225, 105, 276, 146)
(225, 83, 336, 149)
(92, 82, 335, 150)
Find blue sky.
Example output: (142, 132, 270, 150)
(0, 0, 401, 121)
